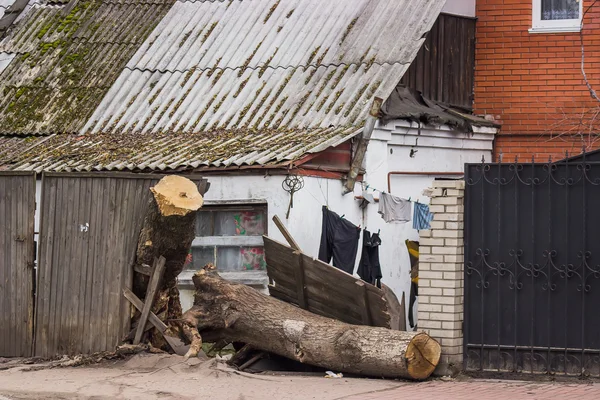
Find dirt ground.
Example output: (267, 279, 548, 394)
(2, 353, 600, 400)
(0, 353, 401, 400)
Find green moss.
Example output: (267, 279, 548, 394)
(264, 0, 280, 23)
(286, 9, 295, 18)
(233, 77, 251, 98)
(20, 53, 31, 61)
(212, 92, 229, 113)
(259, 48, 278, 78)
(179, 30, 192, 47)
(149, 88, 162, 105)
(211, 70, 224, 87)
(325, 90, 344, 114)
(202, 22, 218, 43)
(315, 69, 336, 98)
(306, 46, 321, 66)
(340, 18, 357, 45)
(238, 40, 263, 77)
(181, 66, 197, 87)
(344, 83, 369, 118)
(15, 88, 26, 98)
(364, 56, 376, 72)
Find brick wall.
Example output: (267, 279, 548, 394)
(418, 180, 465, 375)
(475, 0, 600, 162)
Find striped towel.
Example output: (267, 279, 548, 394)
(412, 203, 433, 230)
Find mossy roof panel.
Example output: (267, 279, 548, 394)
(0, 0, 175, 136)
(2, 126, 360, 171)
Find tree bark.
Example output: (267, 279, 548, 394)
(132, 175, 204, 348)
(181, 266, 441, 380)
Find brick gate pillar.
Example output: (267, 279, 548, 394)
(417, 179, 465, 376)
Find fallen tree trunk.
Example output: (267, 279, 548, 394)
(181, 265, 441, 380)
(132, 175, 204, 348)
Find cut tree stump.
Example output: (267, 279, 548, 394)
(132, 175, 204, 349)
(181, 265, 441, 380)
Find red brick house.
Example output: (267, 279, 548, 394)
(475, 0, 600, 161)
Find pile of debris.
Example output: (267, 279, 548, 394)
(124, 176, 441, 380)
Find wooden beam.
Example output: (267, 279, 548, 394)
(133, 264, 152, 276)
(355, 281, 373, 326)
(133, 256, 166, 344)
(123, 288, 168, 333)
(344, 97, 383, 194)
(272, 215, 301, 251)
(294, 251, 308, 310)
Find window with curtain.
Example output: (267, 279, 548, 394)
(541, 0, 580, 20)
(531, 0, 582, 32)
(186, 204, 267, 272)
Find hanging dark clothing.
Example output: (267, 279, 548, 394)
(318, 206, 360, 274)
(357, 230, 382, 288)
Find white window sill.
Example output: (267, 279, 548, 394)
(177, 270, 268, 288)
(529, 26, 581, 34)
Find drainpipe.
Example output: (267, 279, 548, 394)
(343, 97, 383, 194)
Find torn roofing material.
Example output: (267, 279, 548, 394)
(83, 0, 446, 134)
(0, 0, 176, 136)
(2, 126, 360, 172)
(381, 86, 499, 132)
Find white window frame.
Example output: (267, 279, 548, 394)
(530, 0, 583, 33)
(180, 200, 269, 288)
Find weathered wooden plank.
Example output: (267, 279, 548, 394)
(79, 177, 94, 354)
(294, 251, 308, 309)
(272, 215, 300, 250)
(268, 285, 351, 323)
(0, 174, 36, 356)
(0, 176, 6, 355)
(68, 176, 82, 355)
(356, 281, 373, 326)
(123, 288, 169, 332)
(301, 254, 388, 311)
(9, 176, 18, 356)
(13, 175, 22, 357)
(134, 256, 166, 344)
(107, 178, 125, 350)
(264, 236, 391, 329)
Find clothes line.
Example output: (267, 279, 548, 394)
(361, 182, 433, 230)
(362, 182, 422, 204)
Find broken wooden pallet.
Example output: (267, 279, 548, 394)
(264, 216, 405, 330)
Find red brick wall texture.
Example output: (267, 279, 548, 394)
(474, 0, 600, 162)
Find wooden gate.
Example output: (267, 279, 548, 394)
(34, 172, 208, 357)
(0, 172, 36, 357)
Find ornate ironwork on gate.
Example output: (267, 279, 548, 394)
(464, 153, 600, 376)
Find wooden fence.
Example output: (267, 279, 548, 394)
(0, 171, 208, 357)
(0, 172, 36, 357)
(264, 236, 391, 328)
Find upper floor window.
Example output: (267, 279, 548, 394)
(531, 0, 583, 33)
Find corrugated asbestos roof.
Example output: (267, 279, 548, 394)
(0, 0, 446, 171)
(84, 0, 444, 135)
(3, 127, 359, 172)
(0, 0, 175, 135)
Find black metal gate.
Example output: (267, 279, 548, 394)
(464, 155, 600, 376)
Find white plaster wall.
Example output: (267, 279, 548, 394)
(442, 0, 476, 17)
(180, 120, 496, 329)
